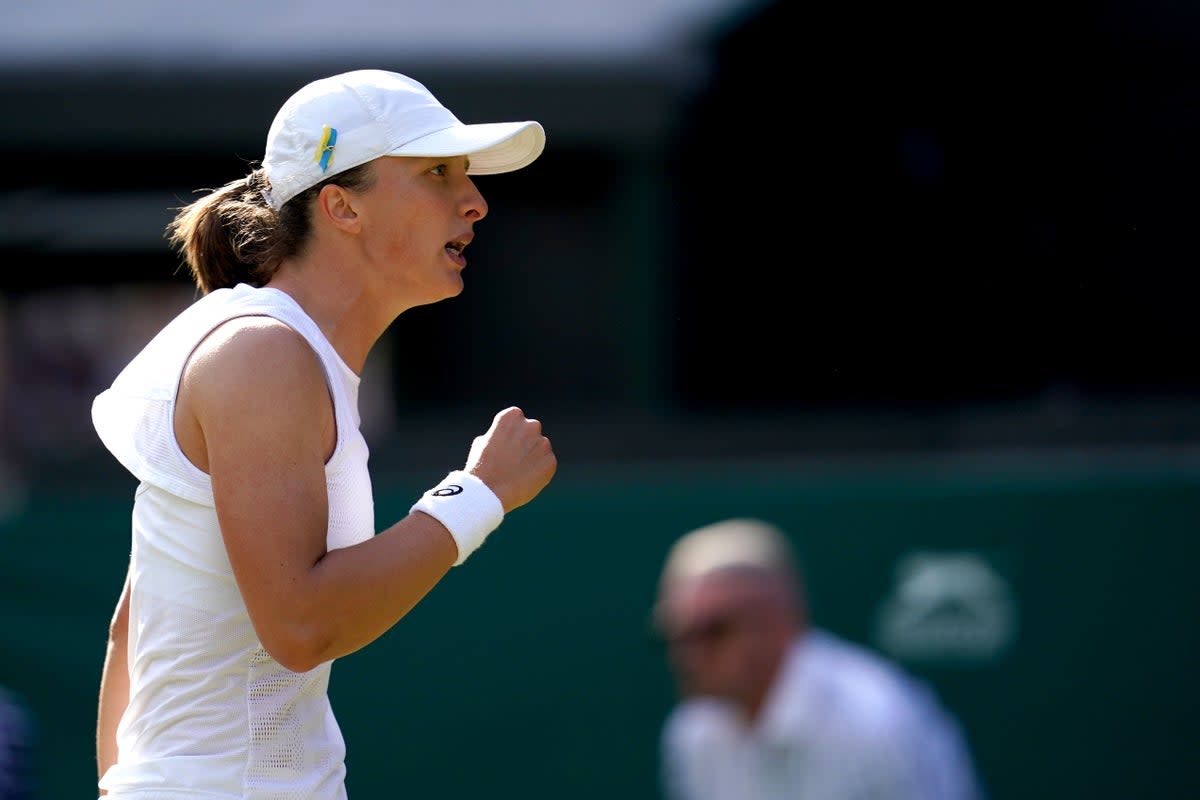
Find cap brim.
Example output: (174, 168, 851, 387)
(388, 121, 545, 175)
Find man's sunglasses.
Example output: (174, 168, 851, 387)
(656, 610, 750, 647)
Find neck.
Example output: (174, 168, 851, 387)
(738, 628, 802, 726)
(266, 263, 385, 375)
(741, 666, 781, 725)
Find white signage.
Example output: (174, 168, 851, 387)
(873, 551, 1017, 663)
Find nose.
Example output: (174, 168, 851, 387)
(462, 178, 488, 221)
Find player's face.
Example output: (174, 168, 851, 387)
(354, 155, 488, 309)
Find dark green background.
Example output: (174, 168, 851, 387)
(3, 453, 1198, 799)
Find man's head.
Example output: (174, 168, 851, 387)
(654, 518, 807, 720)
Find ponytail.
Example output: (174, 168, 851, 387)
(165, 169, 284, 294)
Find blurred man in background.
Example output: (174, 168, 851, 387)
(653, 518, 984, 800)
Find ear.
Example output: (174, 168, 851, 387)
(316, 183, 361, 234)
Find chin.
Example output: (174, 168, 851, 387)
(422, 281, 463, 306)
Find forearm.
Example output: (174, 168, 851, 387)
(319, 513, 459, 650)
(265, 513, 459, 671)
(223, 407, 551, 673)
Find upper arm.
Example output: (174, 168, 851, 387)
(179, 317, 335, 654)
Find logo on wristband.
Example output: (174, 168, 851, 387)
(432, 484, 464, 497)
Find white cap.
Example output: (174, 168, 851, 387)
(261, 69, 546, 210)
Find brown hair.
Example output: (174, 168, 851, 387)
(165, 163, 376, 294)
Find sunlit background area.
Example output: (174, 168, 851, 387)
(2, 0, 1198, 797)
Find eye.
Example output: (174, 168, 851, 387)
(429, 163, 449, 177)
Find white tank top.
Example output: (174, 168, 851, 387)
(92, 283, 375, 799)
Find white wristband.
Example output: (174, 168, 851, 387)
(409, 470, 505, 566)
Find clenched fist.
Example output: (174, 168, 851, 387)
(463, 406, 557, 513)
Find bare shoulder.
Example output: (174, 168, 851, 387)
(187, 315, 324, 397)
(180, 314, 330, 440)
